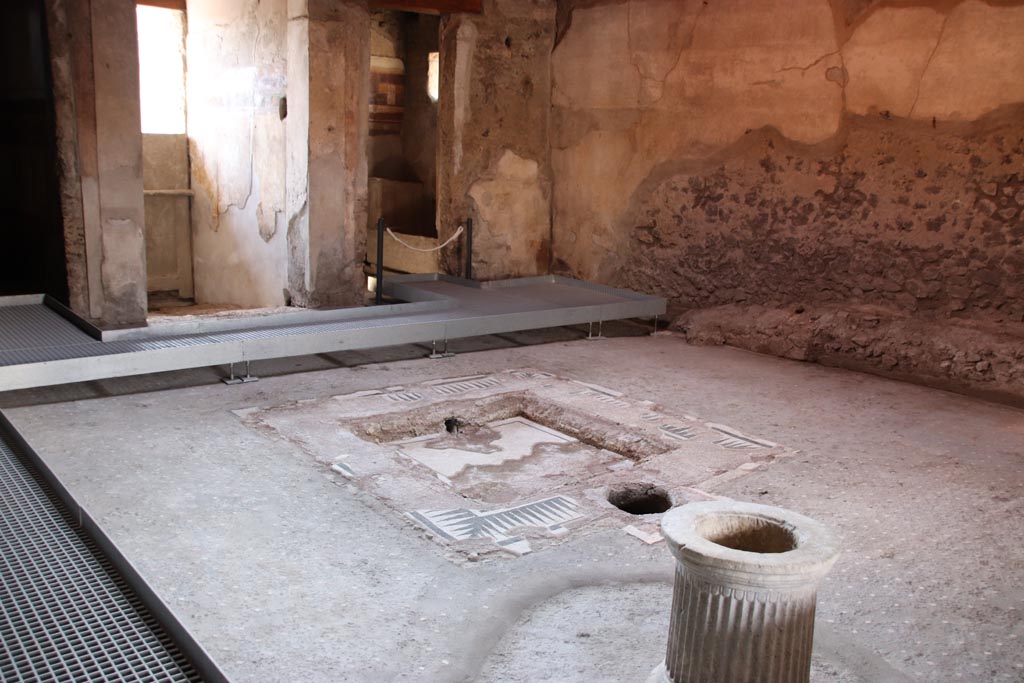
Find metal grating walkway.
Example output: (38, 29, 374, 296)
(0, 419, 213, 683)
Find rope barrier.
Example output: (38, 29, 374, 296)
(385, 225, 465, 253)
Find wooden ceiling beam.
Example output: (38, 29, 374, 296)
(368, 0, 482, 14)
(135, 0, 480, 16)
(136, 0, 186, 10)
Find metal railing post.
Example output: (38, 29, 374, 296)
(376, 217, 385, 305)
(465, 217, 473, 281)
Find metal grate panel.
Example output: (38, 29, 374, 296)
(0, 305, 97, 355)
(0, 429, 204, 683)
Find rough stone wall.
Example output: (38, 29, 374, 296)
(551, 0, 1024, 400)
(620, 113, 1024, 324)
(437, 0, 555, 279)
(188, 0, 289, 308)
(675, 303, 1024, 406)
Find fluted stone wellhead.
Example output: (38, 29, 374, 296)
(648, 500, 840, 683)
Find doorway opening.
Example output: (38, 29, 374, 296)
(0, 0, 68, 303)
(136, 1, 195, 313)
(366, 10, 441, 288)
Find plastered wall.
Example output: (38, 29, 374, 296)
(188, 0, 289, 308)
(550, 0, 1024, 400)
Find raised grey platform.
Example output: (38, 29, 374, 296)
(0, 275, 665, 391)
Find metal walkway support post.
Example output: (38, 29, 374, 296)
(427, 337, 455, 359)
(223, 360, 259, 385)
(648, 500, 839, 683)
(376, 217, 385, 305)
(465, 218, 473, 281)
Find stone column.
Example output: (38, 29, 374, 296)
(43, 0, 89, 316)
(89, 0, 149, 324)
(286, 0, 369, 308)
(49, 0, 148, 324)
(649, 501, 839, 683)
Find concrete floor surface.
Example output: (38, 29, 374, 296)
(2, 329, 1021, 682)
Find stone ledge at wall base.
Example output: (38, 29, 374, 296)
(648, 500, 840, 683)
(671, 303, 1024, 407)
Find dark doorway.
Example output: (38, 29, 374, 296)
(0, 0, 68, 303)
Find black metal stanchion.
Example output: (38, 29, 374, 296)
(375, 217, 385, 305)
(465, 217, 473, 281)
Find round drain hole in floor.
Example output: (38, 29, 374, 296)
(607, 483, 673, 515)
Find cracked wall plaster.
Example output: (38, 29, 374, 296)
(910, 2, 1024, 120)
(843, 2, 1024, 120)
